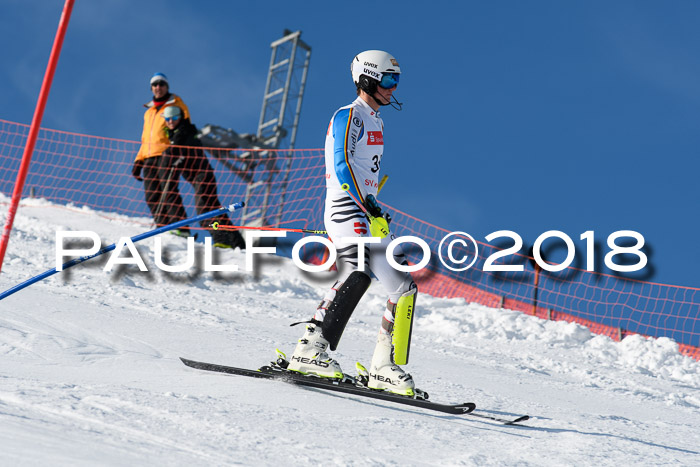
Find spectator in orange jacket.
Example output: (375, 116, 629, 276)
(132, 73, 191, 233)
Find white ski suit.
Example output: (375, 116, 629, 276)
(316, 96, 415, 327)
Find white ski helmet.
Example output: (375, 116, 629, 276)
(351, 50, 401, 93)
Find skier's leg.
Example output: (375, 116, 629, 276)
(183, 157, 243, 248)
(287, 246, 370, 377)
(153, 155, 187, 228)
(365, 234, 418, 395)
(287, 194, 371, 377)
(142, 158, 165, 222)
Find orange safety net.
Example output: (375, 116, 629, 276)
(1, 118, 698, 360)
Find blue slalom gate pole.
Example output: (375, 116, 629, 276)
(0, 202, 244, 301)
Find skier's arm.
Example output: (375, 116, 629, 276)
(332, 108, 365, 205)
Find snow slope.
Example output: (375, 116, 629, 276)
(1, 198, 699, 466)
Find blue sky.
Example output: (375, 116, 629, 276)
(2, 0, 699, 288)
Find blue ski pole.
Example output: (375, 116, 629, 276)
(0, 202, 244, 301)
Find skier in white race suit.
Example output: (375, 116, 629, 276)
(287, 50, 419, 397)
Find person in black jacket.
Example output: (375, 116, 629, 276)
(161, 105, 245, 249)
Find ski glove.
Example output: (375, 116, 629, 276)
(131, 159, 144, 181)
(363, 194, 391, 238)
(364, 194, 383, 218)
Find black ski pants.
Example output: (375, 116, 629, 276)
(141, 152, 233, 231)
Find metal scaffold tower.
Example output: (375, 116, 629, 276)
(199, 29, 311, 227)
(242, 29, 311, 227)
(257, 29, 311, 150)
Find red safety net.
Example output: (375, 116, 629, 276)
(1, 118, 698, 360)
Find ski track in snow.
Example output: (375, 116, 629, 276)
(1, 198, 699, 466)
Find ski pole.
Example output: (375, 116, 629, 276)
(209, 175, 389, 235)
(208, 178, 389, 236)
(341, 183, 392, 238)
(340, 183, 371, 217)
(210, 223, 327, 235)
(153, 166, 176, 224)
(377, 174, 388, 194)
(0, 202, 244, 301)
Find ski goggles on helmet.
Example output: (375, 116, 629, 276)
(163, 115, 180, 123)
(378, 72, 400, 89)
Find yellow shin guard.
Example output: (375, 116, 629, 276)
(391, 287, 417, 365)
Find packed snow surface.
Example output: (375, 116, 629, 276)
(1, 198, 699, 466)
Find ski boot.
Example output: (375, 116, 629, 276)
(286, 322, 344, 379)
(212, 229, 245, 250)
(367, 332, 422, 398)
(170, 228, 191, 238)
